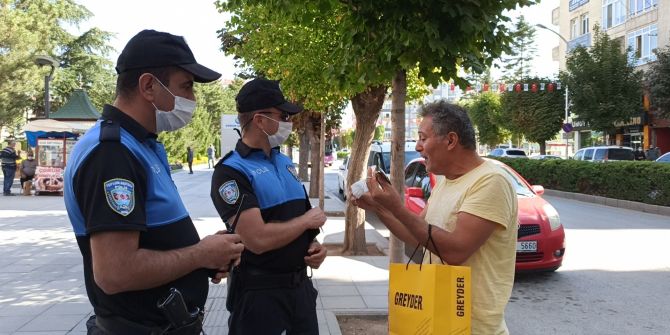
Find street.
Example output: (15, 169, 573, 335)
(323, 161, 670, 334)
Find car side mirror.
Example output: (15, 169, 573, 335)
(532, 185, 545, 195)
(406, 187, 424, 198)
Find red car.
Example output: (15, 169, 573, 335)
(404, 158, 565, 272)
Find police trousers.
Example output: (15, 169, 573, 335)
(228, 276, 319, 335)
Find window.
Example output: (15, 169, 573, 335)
(602, 0, 626, 29)
(570, 18, 578, 39)
(580, 14, 589, 35)
(629, 0, 657, 16)
(584, 149, 594, 160)
(573, 150, 584, 160)
(594, 149, 607, 161)
(628, 24, 658, 66)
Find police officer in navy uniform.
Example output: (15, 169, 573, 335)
(64, 30, 244, 334)
(210, 78, 327, 334)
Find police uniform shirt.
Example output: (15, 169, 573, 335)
(63, 105, 208, 326)
(211, 140, 316, 273)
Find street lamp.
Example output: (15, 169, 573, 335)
(535, 23, 572, 159)
(34, 55, 59, 119)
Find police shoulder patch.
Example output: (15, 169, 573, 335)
(218, 180, 240, 205)
(104, 178, 135, 216)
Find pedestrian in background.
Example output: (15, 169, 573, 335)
(634, 147, 646, 161)
(187, 146, 194, 174)
(207, 144, 215, 168)
(210, 78, 327, 335)
(19, 152, 37, 190)
(63, 29, 244, 334)
(1, 140, 20, 196)
(353, 100, 518, 335)
(646, 146, 659, 161)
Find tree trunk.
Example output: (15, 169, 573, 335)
(389, 70, 407, 263)
(539, 141, 546, 155)
(298, 118, 310, 181)
(342, 85, 387, 255)
(308, 112, 321, 198)
(319, 112, 326, 210)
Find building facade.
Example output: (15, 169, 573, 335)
(556, 0, 669, 155)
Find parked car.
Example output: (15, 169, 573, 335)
(488, 148, 528, 158)
(530, 154, 563, 160)
(655, 152, 670, 163)
(338, 141, 421, 199)
(572, 146, 634, 162)
(404, 157, 565, 272)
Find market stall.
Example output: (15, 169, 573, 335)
(23, 119, 90, 195)
(22, 89, 100, 195)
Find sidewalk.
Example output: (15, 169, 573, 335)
(0, 163, 390, 335)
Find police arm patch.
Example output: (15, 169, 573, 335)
(104, 178, 135, 216)
(218, 180, 240, 205)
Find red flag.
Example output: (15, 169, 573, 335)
(450, 83, 455, 91)
(514, 83, 521, 92)
(531, 83, 538, 92)
(500, 83, 506, 92)
(548, 83, 554, 92)
(483, 83, 489, 92)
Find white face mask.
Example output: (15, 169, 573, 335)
(151, 77, 196, 132)
(258, 114, 292, 147)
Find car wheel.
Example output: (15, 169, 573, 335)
(338, 182, 343, 194)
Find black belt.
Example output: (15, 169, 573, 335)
(95, 314, 202, 335)
(239, 266, 308, 290)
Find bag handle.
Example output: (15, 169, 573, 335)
(406, 224, 445, 270)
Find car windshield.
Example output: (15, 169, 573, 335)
(658, 153, 670, 162)
(608, 149, 634, 160)
(382, 151, 421, 173)
(499, 166, 535, 197)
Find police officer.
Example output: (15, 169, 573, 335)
(210, 78, 327, 334)
(64, 30, 244, 334)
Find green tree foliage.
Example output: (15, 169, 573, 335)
(51, 28, 116, 112)
(464, 92, 508, 147)
(563, 26, 643, 132)
(500, 77, 565, 153)
(500, 15, 538, 81)
(646, 47, 670, 119)
(373, 125, 385, 141)
(0, 0, 115, 128)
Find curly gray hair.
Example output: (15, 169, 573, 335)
(418, 100, 476, 150)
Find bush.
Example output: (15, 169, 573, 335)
(497, 158, 670, 206)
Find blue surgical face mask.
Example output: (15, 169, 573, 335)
(151, 77, 197, 132)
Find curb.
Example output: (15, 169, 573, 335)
(544, 189, 670, 217)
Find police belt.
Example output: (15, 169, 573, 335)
(238, 266, 308, 290)
(95, 314, 202, 335)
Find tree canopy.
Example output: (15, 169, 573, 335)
(563, 27, 643, 132)
(646, 47, 670, 119)
(464, 92, 509, 147)
(0, 0, 115, 129)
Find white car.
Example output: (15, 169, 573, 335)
(572, 146, 634, 162)
(489, 148, 528, 158)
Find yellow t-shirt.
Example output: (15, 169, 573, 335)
(423, 160, 518, 335)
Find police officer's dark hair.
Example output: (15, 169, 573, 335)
(115, 66, 179, 98)
(418, 100, 476, 151)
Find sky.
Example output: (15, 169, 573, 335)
(74, 0, 561, 81)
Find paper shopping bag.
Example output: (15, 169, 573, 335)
(388, 262, 471, 335)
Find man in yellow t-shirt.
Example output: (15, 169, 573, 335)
(353, 100, 518, 335)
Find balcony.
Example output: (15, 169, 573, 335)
(568, 33, 591, 52)
(569, 0, 589, 12)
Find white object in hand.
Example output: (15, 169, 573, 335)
(350, 179, 369, 199)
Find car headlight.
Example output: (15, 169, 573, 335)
(543, 203, 561, 231)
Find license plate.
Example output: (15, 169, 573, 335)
(516, 241, 537, 252)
